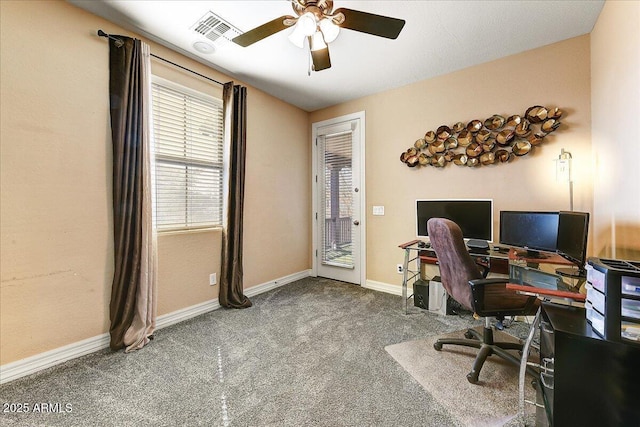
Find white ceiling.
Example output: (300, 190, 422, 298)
(69, 0, 604, 112)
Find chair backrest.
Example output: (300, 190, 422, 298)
(427, 218, 482, 311)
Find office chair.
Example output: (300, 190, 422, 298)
(427, 218, 539, 384)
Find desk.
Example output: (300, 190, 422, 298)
(506, 284, 585, 424)
(398, 240, 573, 314)
(555, 266, 587, 290)
(533, 303, 640, 426)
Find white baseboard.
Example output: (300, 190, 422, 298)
(244, 269, 312, 297)
(155, 299, 221, 330)
(0, 333, 112, 386)
(363, 279, 402, 296)
(0, 269, 311, 385)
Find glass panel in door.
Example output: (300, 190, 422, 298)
(320, 131, 353, 269)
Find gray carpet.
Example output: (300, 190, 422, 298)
(0, 277, 533, 426)
(386, 327, 536, 426)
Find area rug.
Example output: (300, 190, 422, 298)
(385, 327, 536, 427)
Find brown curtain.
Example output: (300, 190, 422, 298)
(108, 36, 157, 351)
(219, 82, 252, 308)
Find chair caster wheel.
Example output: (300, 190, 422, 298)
(466, 372, 479, 384)
(464, 330, 474, 339)
(434, 342, 443, 351)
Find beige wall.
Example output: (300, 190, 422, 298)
(590, 0, 640, 260)
(310, 35, 593, 286)
(0, 0, 310, 364)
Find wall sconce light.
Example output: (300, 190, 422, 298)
(556, 148, 573, 211)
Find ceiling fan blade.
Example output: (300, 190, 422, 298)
(334, 8, 405, 39)
(312, 46, 331, 72)
(232, 15, 295, 47)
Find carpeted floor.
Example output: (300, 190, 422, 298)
(0, 277, 535, 426)
(386, 327, 537, 427)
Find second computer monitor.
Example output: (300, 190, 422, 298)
(556, 211, 590, 269)
(499, 211, 559, 253)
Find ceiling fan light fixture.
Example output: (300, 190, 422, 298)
(233, 0, 406, 73)
(310, 31, 327, 51)
(297, 12, 317, 36)
(288, 25, 307, 48)
(319, 18, 340, 43)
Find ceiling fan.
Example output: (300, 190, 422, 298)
(232, 0, 406, 72)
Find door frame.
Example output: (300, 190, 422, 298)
(311, 111, 366, 285)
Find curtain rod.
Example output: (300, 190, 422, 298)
(97, 30, 225, 87)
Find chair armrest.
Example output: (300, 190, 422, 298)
(469, 278, 510, 287)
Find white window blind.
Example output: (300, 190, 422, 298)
(151, 79, 224, 231)
(320, 131, 353, 267)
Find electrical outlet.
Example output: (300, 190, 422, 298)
(209, 273, 217, 286)
(397, 264, 404, 274)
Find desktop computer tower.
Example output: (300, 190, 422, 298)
(428, 277, 454, 315)
(414, 277, 455, 314)
(413, 279, 430, 309)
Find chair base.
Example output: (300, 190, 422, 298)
(433, 326, 538, 384)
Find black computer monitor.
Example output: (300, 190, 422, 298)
(416, 199, 493, 241)
(556, 211, 589, 271)
(499, 211, 559, 255)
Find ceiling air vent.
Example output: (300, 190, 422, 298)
(191, 11, 242, 45)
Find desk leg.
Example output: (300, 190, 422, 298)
(402, 248, 409, 315)
(518, 306, 541, 423)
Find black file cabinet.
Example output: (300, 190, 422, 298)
(537, 303, 640, 426)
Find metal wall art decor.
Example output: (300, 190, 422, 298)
(400, 105, 565, 168)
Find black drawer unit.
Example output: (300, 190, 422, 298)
(537, 303, 640, 426)
(585, 258, 640, 345)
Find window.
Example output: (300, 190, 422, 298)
(151, 78, 224, 231)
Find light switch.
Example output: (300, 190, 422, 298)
(373, 206, 385, 216)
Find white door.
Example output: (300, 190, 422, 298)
(312, 112, 364, 285)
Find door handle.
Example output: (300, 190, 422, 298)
(353, 220, 360, 226)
